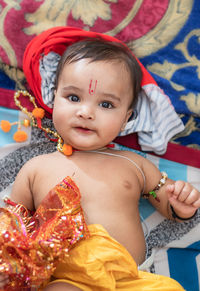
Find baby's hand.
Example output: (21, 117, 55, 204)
(166, 181, 200, 219)
(0, 274, 9, 288)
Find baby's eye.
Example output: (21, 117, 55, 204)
(68, 95, 80, 102)
(99, 101, 113, 109)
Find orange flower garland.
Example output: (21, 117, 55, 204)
(13, 130, 28, 142)
(1, 90, 74, 155)
(32, 107, 45, 119)
(62, 144, 73, 156)
(1, 118, 32, 142)
(0, 120, 11, 132)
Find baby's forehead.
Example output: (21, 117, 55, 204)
(62, 58, 132, 82)
(58, 59, 133, 98)
(63, 58, 131, 75)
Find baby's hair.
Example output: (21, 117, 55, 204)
(55, 37, 142, 108)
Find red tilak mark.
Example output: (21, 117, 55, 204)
(89, 79, 97, 95)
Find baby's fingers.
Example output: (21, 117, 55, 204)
(184, 188, 200, 206)
(166, 184, 175, 193)
(167, 181, 185, 197)
(173, 181, 192, 202)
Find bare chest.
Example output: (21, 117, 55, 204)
(33, 152, 142, 211)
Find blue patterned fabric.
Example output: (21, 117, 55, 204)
(139, 0, 200, 148)
(168, 242, 200, 291)
(0, 70, 15, 90)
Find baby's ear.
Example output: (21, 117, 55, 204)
(121, 109, 133, 131)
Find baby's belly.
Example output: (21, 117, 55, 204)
(109, 222, 146, 265)
(85, 210, 146, 265)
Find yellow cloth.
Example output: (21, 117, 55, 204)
(45, 224, 185, 290)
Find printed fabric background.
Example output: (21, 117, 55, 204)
(0, 0, 199, 150)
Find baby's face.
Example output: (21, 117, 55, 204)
(53, 59, 133, 151)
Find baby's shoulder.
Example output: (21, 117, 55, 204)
(109, 149, 155, 174)
(25, 152, 52, 163)
(21, 152, 59, 172)
(111, 149, 145, 165)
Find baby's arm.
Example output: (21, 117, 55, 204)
(0, 159, 35, 289)
(141, 157, 200, 221)
(9, 158, 35, 210)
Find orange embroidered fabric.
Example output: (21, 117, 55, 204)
(0, 177, 89, 290)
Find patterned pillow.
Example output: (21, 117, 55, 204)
(0, 0, 182, 68)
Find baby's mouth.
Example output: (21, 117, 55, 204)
(75, 126, 93, 133)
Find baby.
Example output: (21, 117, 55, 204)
(0, 38, 200, 290)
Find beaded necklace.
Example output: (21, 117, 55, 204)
(0, 90, 75, 155)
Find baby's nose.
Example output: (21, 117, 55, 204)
(76, 105, 95, 120)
